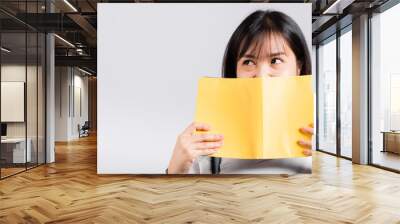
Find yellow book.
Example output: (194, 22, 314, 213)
(195, 75, 313, 159)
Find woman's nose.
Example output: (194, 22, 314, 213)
(255, 63, 273, 77)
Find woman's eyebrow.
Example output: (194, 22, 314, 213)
(242, 52, 286, 59)
(243, 54, 256, 59)
(268, 52, 286, 57)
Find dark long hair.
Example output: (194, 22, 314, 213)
(222, 10, 311, 78)
(212, 11, 312, 174)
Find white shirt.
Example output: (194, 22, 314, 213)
(188, 156, 312, 174)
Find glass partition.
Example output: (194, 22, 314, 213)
(0, 31, 28, 177)
(0, 1, 46, 179)
(317, 36, 337, 154)
(27, 30, 38, 169)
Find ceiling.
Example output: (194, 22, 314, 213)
(0, 0, 394, 75)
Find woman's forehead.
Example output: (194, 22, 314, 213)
(241, 33, 289, 59)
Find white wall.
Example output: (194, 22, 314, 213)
(55, 67, 89, 141)
(98, 3, 312, 174)
(76, 73, 89, 130)
(55, 66, 69, 141)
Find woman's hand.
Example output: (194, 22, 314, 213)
(298, 123, 314, 156)
(167, 122, 224, 174)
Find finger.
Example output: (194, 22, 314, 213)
(299, 126, 314, 135)
(183, 122, 211, 135)
(302, 149, 312, 156)
(191, 133, 224, 143)
(192, 141, 223, 150)
(297, 140, 312, 149)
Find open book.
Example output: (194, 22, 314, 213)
(195, 75, 313, 159)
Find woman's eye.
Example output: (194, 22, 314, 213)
(243, 59, 255, 66)
(271, 58, 283, 64)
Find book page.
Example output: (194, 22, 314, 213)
(195, 77, 263, 158)
(195, 75, 313, 159)
(262, 75, 313, 158)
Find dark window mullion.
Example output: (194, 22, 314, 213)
(367, 11, 373, 165)
(316, 45, 320, 151)
(25, 0, 28, 171)
(36, 0, 39, 167)
(336, 27, 341, 157)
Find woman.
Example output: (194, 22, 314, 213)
(167, 10, 314, 174)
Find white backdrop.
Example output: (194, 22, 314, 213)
(98, 3, 311, 174)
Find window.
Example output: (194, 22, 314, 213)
(370, 2, 400, 171)
(339, 28, 352, 158)
(317, 36, 337, 154)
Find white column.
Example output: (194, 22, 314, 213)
(45, 1, 55, 163)
(352, 14, 369, 164)
(46, 33, 55, 163)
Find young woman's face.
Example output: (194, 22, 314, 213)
(236, 35, 300, 78)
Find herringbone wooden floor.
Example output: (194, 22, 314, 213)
(1, 135, 400, 224)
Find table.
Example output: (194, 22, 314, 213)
(381, 131, 400, 154)
(1, 138, 32, 163)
